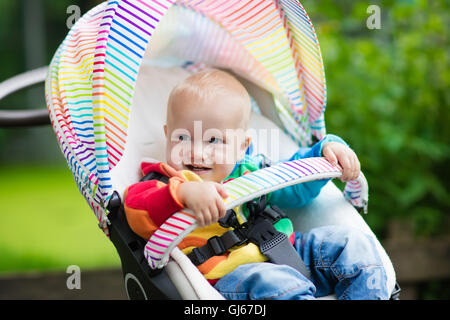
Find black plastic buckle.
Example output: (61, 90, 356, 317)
(218, 209, 241, 229)
(247, 195, 267, 219)
(221, 228, 248, 248)
(188, 248, 207, 266)
(260, 205, 286, 224)
(245, 217, 278, 245)
(207, 236, 227, 256)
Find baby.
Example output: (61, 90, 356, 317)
(124, 69, 389, 299)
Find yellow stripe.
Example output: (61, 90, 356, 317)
(289, 24, 321, 60)
(60, 58, 94, 73)
(223, 193, 237, 204)
(92, 99, 128, 122)
(58, 75, 91, 81)
(253, 39, 290, 59)
(103, 92, 129, 113)
(292, 46, 323, 81)
(92, 105, 128, 127)
(247, 32, 286, 54)
(59, 63, 94, 75)
(245, 25, 284, 48)
(290, 38, 324, 78)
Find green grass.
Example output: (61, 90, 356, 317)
(0, 165, 121, 275)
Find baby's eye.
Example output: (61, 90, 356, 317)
(178, 134, 190, 142)
(208, 137, 223, 144)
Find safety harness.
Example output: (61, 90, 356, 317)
(188, 196, 311, 279)
(141, 168, 312, 280)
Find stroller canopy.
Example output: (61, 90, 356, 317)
(45, 0, 327, 233)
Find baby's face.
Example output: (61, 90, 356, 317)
(165, 92, 250, 182)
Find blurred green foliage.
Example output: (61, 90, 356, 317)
(303, 0, 449, 237)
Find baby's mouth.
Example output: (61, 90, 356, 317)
(185, 164, 212, 173)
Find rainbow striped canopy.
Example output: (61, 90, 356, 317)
(45, 0, 328, 233)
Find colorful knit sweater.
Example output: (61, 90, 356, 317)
(124, 134, 347, 284)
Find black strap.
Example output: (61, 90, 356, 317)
(188, 205, 312, 280)
(259, 231, 312, 280)
(187, 228, 247, 266)
(141, 171, 169, 184)
(245, 215, 311, 279)
(188, 209, 247, 265)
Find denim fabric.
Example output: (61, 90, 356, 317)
(214, 226, 389, 300)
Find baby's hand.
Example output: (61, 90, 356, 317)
(322, 142, 361, 182)
(177, 181, 228, 227)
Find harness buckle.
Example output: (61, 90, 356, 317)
(260, 205, 286, 224)
(218, 209, 241, 229)
(245, 217, 278, 245)
(208, 236, 226, 256)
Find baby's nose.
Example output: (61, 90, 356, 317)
(191, 142, 204, 164)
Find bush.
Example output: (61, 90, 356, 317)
(303, 0, 449, 237)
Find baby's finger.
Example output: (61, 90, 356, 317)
(195, 210, 205, 228)
(346, 156, 355, 181)
(323, 146, 338, 166)
(209, 204, 219, 224)
(339, 155, 352, 181)
(216, 197, 227, 219)
(215, 183, 228, 199)
(351, 154, 361, 180)
(201, 208, 212, 227)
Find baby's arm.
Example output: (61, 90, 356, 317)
(124, 177, 186, 239)
(177, 181, 228, 227)
(268, 134, 360, 208)
(125, 177, 228, 239)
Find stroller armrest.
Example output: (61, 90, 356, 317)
(145, 157, 369, 269)
(0, 66, 49, 128)
(0, 109, 50, 127)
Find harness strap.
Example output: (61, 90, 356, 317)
(187, 228, 247, 266)
(188, 205, 312, 280)
(245, 216, 312, 280)
(141, 171, 169, 184)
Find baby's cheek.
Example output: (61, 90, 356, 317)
(208, 146, 227, 165)
(167, 142, 189, 167)
(214, 163, 235, 182)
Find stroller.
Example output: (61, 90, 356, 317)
(1, 0, 399, 300)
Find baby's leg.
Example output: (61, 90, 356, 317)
(294, 225, 390, 299)
(214, 263, 316, 300)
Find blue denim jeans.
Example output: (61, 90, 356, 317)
(214, 226, 389, 300)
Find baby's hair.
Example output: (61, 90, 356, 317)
(167, 68, 252, 128)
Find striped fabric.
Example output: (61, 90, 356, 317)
(45, 1, 336, 233)
(344, 173, 369, 214)
(145, 157, 350, 269)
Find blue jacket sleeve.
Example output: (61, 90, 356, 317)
(268, 134, 348, 208)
